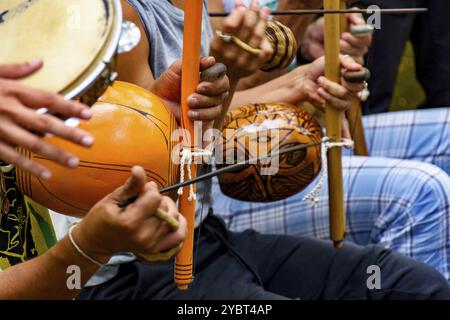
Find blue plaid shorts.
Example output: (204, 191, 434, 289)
(212, 108, 450, 281)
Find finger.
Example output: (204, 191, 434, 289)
(199, 56, 216, 72)
(342, 116, 351, 140)
(248, 7, 269, 49)
(159, 196, 181, 228)
(0, 119, 80, 169)
(9, 104, 94, 147)
(347, 10, 366, 25)
(341, 32, 371, 49)
(129, 184, 162, 220)
(188, 92, 227, 109)
(188, 104, 223, 122)
(237, 5, 260, 42)
(318, 88, 350, 111)
(341, 78, 364, 94)
(308, 95, 326, 112)
(112, 166, 147, 201)
(306, 41, 325, 60)
(200, 63, 227, 83)
(0, 141, 51, 179)
(150, 215, 187, 253)
(317, 77, 350, 99)
(155, 209, 180, 231)
(167, 59, 183, 77)
(197, 76, 230, 96)
(0, 60, 43, 79)
(234, 0, 245, 9)
(340, 41, 365, 58)
(10, 86, 92, 120)
(222, 7, 246, 34)
(339, 54, 362, 71)
(141, 216, 172, 250)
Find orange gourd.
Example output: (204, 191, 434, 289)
(16, 81, 178, 216)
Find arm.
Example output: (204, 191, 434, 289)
(0, 233, 102, 300)
(301, 12, 372, 64)
(231, 55, 365, 113)
(275, 0, 323, 45)
(0, 166, 186, 300)
(213, 0, 322, 91)
(117, 0, 155, 88)
(118, 0, 229, 126)
(0, 63, 94, 179)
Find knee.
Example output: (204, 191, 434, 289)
(392, 163, 450, 217)
(372, 247, 450, 299)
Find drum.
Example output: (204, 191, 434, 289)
(0, 0, 136, 105)
(217, 103, 323, 202)
(15, 81, 179, 216)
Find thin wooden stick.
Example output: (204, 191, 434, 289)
(324, 0, 346, 248)
(340, 1, 369, 156)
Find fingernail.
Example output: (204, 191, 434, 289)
(188, 96, 199, 105)
(81, 109, 92, 119)
(318, 77, 325, 85)
(67, 157, 79, 168)
(28, 59, 42, 68)
(40, 170, 52, 180)
(197, 85, 207, 94)
(260, 7, 271, 18)
(64, 117, 80, 128)
(81, 135, 94, 147)
(36, 108, 48, 115)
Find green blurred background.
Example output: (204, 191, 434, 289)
(390, 42, 426, 111)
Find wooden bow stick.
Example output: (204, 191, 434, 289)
(324, 0, 346, 248)
(340, 0, 369, 156)
(209, 8, 428, 17)
(175, 0, 203, 290)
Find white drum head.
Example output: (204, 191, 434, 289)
(0, 0, 113, 93)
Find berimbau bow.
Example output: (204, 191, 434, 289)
(324, 0, 346, 248)
(175, 0, 203, 290)
(340, 0, 369, 156)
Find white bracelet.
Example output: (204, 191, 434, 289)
(68, 224, 105, 268)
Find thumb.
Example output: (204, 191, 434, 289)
(112, 166, 147, 201)
(0, 60, 43, 79)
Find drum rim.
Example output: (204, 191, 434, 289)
(62, 0, 123, 101)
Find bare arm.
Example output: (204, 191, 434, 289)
(0, 167, 186, 300)
(275, 0, 322, 45)
(234, 0, 323, 91)
(0, 236, 103, 300)
(231, 63, 310, 109)
(231, 55, 364, 112)
(117, 0, 155, 88)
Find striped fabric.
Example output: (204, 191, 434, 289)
(213, 108, 450, 281)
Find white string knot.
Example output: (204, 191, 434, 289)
(178, 148, 213, 201)
(302, 137, 354, 205)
